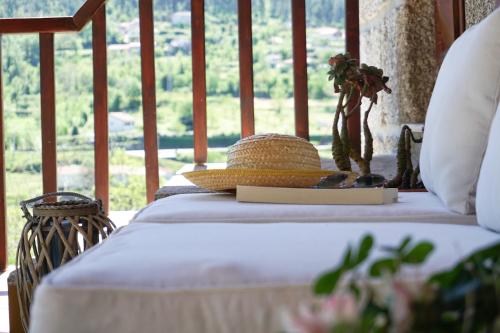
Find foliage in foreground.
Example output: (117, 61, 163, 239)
(283, 235, 500, 333)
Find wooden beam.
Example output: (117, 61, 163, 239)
(92, 6, 109, 212)
(0, 36, 7, 271)
(139, 0, 160, 203)
(74, 0, 107, 30)
(39, 33, 57, 194)
(291, 0, 309, 140)
(345, 0, 360, 153)
(0, 17, 76, 34)
(0, 0, 107, 34)
(434, 0, 465, 65)
(452, 0, 465, 39)
(191, 0, 208, 164)
(237, 0, 255, 138)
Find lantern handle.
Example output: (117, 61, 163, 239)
(19, 192, 96, 220)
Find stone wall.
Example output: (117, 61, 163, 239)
(465, 0, 496, 27)
(360, 0, 437, 154)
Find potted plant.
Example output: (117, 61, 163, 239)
(327, 53, 392, 186)
(283, 235, 500, 333)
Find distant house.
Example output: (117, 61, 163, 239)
(109, 112, 136, 133)
(167, 38, 191, 55)
(315, 27, 345, 40)
(265, 53, 282, 67)
(108, 42, 141, 53)
(172, 11, 191, 26)
(118, 18, 140, 43)
(58, 165, 93, 190)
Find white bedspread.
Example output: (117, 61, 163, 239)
(31, 222, 499, 333)
(132, 192, 476, 224)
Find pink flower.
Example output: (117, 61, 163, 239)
(322, 293, 358, 322)
(283, 293, 360, 333)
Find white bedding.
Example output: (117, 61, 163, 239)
(132, 192, 476, 224)
(31, 222, 499, 333)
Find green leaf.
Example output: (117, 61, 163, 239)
(403, 242, 434, 264)
(428, 269, 459, 287)
(342, 245, 353, 268)
(349, 282, 361, 299)
(380, 245, 399, 254)
(398, 236, 412, 253)
(369, 258, 397, 277)
(313, 267, 344, 295)
(428, 241, 500, 287)
(354, 234, 374, 266)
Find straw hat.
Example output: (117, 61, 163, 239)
(183, 133, 345, 191)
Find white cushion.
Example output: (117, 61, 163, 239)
(420, 8, 500, 214)
(477, 104, 500, 232)
(131, 192, 475, 225)
(31, 222, 500, 333)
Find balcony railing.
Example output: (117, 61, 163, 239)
(0, 0, 466, 271)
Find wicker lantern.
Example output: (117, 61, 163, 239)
(16, 192, 116, 330)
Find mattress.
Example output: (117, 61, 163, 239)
(132, 192, 476, 224)
(31, 222, 499, 333)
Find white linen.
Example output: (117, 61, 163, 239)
(31, 222, 499, 333)
(477, 104, 500, 232)
(131, 192, 475, 224)
(420, 8, 500, 214)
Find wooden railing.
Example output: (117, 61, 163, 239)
(0, 0, 472, 272)
(0, 0, 111, 272)
(0, 0, 360, 271)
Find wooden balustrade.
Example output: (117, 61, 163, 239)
(0, 0, 466, 272)
(0, 17, 77, 34)
(0, 0, 361, 272)
(40, 33, 58, 195)
(291, 0, 309, 140)
(139, 0, 160, 203)
(237, 0, 255, 138)
(191, 0, 208, 165)
(345, 0, 361, 153)
(0, 36, 6, 270)
(93, 5, 110, 213)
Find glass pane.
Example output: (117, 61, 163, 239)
(2, 35, 43, 264)
(54, 27, 95, 199)
(204, 0, 240, 162)
(153, 1, 195, 182)
(306, 0, 345, 148)
(106, 0, 147, 210)
(252, 0, 295, 135)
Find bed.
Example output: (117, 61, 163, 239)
(29, 192, 499, 333)
(29, 7, 500, 333)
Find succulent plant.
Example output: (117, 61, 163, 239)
(327, 53, 392, 176)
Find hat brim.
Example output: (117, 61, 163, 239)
(182, 169, 347, 192)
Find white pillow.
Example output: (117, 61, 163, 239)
(420, 8, 500, 214)
(476, 104, 500, 232)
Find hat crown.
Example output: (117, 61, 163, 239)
(227, 134, 321, 170)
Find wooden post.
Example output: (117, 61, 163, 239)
(92, 5, 109, 212)
(139, 0, 160, 203)
(191, 0, 208, 164)
(0, 35, 7, 271)
(237, 0, 255, 138)
(40, 33, 57, 194)
(345, 0, 360, 153)
(453, 0, 465, 39)
(435, 0, 465, 65)
(291, 0, 309, 140)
